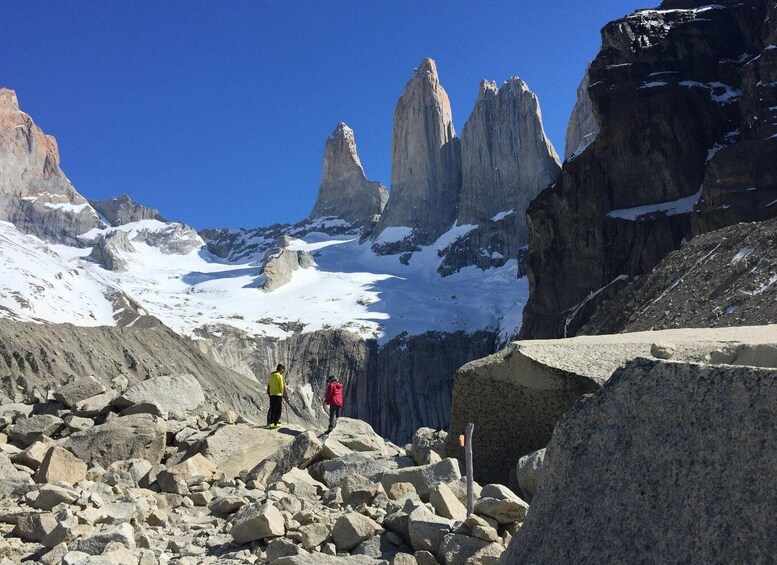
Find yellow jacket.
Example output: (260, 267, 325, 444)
(268, 371, 285, 396)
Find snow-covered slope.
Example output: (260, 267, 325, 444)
(0, 216, 528, 344)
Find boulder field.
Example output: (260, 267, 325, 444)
(0, 374, 528, 565)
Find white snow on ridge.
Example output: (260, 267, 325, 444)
(608, 190, 702, 221)
(373, 226, 413, 245)
(0, 219, 529, 344)
(0, 222, 116, 326)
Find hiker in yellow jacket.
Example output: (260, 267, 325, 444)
(266, 364, 287, 428)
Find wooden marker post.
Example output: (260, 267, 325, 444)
(464, 423, 475, 515)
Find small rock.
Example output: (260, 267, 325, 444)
(429, 482, 467, 521)
(651, 342, 676, 360)
(230, 502, 285, 543)
(54, 376, 106, 408)
(331, 512, 383, 552)
(35, 446, 87, 485)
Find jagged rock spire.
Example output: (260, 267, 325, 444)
(309, 123, 388, 224)
(458, 77, 561, 242)
(373, 58, 462, 242)
(565, 66, 600, 160)
(0, 88, 101, 245)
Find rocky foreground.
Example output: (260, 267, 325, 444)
(0, 374, 525, 564)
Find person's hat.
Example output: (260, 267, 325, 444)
(327, 375, 336, 382)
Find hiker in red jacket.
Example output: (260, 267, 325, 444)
(323, 375, 344, 433)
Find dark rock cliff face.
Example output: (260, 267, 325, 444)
(581, 216, 777, 334)
(199, 327, 498, 443)
(521, 0, 777, 339)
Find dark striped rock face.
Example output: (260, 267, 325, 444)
(309, 123, 388, 225)
(521, 0, 777, 339)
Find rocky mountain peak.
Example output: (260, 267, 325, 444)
(0, 88, 101, 245)
(372, 57, 462, 244)
(458, 76, 560, 236)
(309, 122, 388, 224)
(0, 88, 20, 114)
(89, 194, 167, 226)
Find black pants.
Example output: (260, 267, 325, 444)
(268, 396, 283, 425)
(328, 404, 341, 431)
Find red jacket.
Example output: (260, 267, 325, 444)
(325, 381, 343, 407)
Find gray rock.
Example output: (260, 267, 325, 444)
(332, 512, 383, 552)
(438, 533, 494, 565)
(325, 417, 388, 456)
(0, 452, 33, 496)
(313, 452, 411, 488)
(265, 430, 323, 483)
(115, 373, 205, 414)
(296, 522, 330, 550)
(73, 391, 117, 417)
(373, 58, 462, 244)
(651, 342, 676, 360)
(474, 496, 528, 525)
(14, 439, 53, 471)
(7, 414, 64, 446)
(230, 502, 285, 543)
(503, 359, 777, 564)
(273, 555, 384, 565)
(89, 194, 166, 226)
(516, 448, 545, 502)
(28, 484, 79, 510)
(266, 538, 307, 561)
(54, 376, 106, 408)
(309, 122, 388, 223)
(63, 415, 93, 432)
(73, 523, 135, 555)
(458, 78, 560, 244)
(409, 428, 447, 466)
(564, 65, 600, 160)
(35, 446, 88, 485)
(340, 473, 384, 507)
(380, 458, 461, 500)
(201, 423, 295, 479)
(407, 506, 453, 553)
(444, 477, 482, 508)
(157, 453, 218, 493)
(12, 512, 58, 542)
(429, 482, 467, 521)
(209, 495, 246, 514)
(63, 414, 166, 467)
(41, 509, 79, 548)
(443, 340, 605, 484)
(88, 230, 136, 272)
(392, 554, 418, 565)
(353, 532, 400, 560)
(262, 247, 316, 292)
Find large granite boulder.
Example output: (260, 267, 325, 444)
(199, 424, 295, 478)
(262, 247, 315, 292)
(309, 123, 388, 224)
(373, 58, 462, 245)
(503, 358, 777, 564)
(114, 374, 205, 415)
(54, 376, 107, 408)
(521, 1, 777, 338)
(63, 414, 166, 467)
(445, 325, 777, 484)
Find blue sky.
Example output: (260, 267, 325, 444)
(2, 1, 647, 230)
